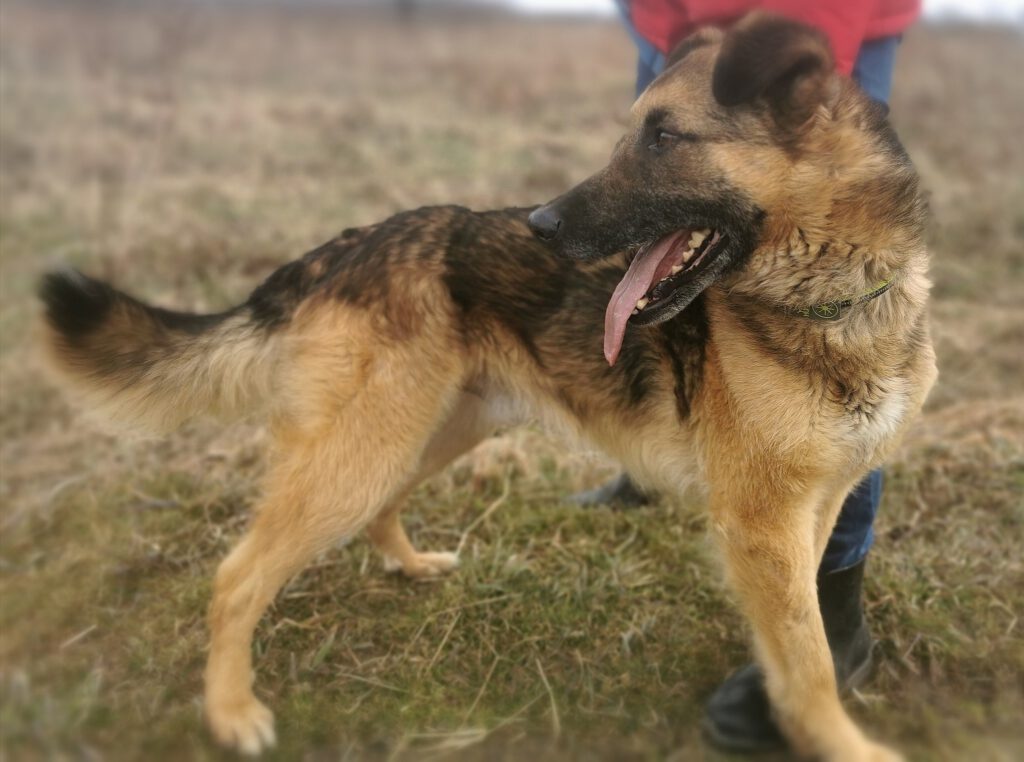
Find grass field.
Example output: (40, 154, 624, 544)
(1, 3, 1022, 760)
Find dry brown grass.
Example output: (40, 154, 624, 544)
(1, 3, 1022, 760)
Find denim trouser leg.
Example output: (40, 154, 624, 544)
(617, 1, 665, 97)
(852, 36, 901, 108)
(820, 470, 883, 572)
(636, 56, 660, 96)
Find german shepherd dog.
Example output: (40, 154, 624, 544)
(40, 12, 935, 761)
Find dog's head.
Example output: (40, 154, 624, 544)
(528, 12, 905, 364)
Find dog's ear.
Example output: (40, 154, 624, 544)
(665, 27, 723, 70)
(712, 11, 835, 129)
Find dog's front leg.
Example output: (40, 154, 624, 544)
(708, 472, 900, 762)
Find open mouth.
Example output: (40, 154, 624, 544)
(604, 227, 726, 366)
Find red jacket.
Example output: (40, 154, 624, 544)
(628, 0, 920, 74)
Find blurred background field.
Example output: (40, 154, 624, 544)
(1, 2, 1022, 760)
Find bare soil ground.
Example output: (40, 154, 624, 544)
(1, 3, 1021, 760)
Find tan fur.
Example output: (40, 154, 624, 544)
(42, 13, 936, 761)
(43, 309, 281, 432)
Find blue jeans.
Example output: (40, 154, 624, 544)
(625, 19, 900, 572)
(852, 36, 900, 107)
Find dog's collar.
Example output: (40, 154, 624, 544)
(785, 279, 893, 322)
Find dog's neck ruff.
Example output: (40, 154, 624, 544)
(785, 279, 893, 322)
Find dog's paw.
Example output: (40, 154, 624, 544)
(402, 551, 460, 579)
(207, 693, 276, 756)
(382, 555, 405, 573)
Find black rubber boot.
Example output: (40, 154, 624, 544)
(568, 472, 651, 508)
(702, 559, 874, 754)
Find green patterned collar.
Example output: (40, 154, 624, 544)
(787, 279, 893, 321)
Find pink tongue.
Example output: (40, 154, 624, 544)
(603, 231, 687, 366)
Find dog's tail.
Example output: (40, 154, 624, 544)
(39, 270, 280, 432)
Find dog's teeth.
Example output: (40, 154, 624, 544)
(635, 297, 649, 310)
(689, 230, 707, 249)
(681, 249, 694, 263)
(670, 265, 683, 275)
(631, 308, 639, 315)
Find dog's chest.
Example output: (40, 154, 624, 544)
(832, 376, 909, 454)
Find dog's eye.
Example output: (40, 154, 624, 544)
(648, 130, 696, 152)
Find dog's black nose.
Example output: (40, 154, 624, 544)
(528, 205, 562, 241)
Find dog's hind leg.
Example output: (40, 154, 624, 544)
(368, 508, 460, 579)
(366, 392, 498, 579)
(204, 448, 382, 754)
(203, 335, 465, 754)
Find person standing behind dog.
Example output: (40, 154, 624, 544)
(595, 0, 922, 754)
